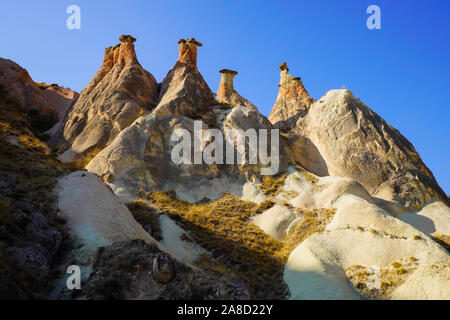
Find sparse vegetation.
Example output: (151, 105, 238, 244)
(126, 200, 163, 241)
(345, 256, 419, 299)
(300, 169, 318, 184)
(144, 191, 288, 299)
(35, 82, 59, 90)
(257, 173, 287, 196)
(134, 190, 337, 299)
(250, 199, 275, 215)
(281, 208, 336, 256)
(0, 85, 72, 298)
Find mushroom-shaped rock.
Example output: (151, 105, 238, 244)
(215, 69, 258, 110)
(217, 69, 238, 103)
(177, 37, 203, 67)
(268, 62, 314, 129)
(119, 34, 136, 43)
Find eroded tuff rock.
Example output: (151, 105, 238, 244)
(280, 169, 450, 300)
(216, 69, 258, 111)
(234, 166, 450, 300)
(83, 240, 250, 300)
(268, 62, 314, 129)
(288, 89, 448, 211)
(152, 38, 215, 118)
(50, 35, 158, 164)
(86, 101, 291, 202)
(50, 171, 156, 299)
(0, 57, 78, 117)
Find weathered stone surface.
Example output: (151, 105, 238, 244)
(268, 62, 314, 129)
(289, 89, 448, 210)
(11, 244, 51, 288)
(278, 168, 450, 300)
(50, 36, 158, 164)
(0, 57, 78, 117)
(217, 69, 237, 103)
(83, 240, 250, 300)
(152, 39, 215, 118)
(25, 211, 62, 256)
(216, 69, 258, 111)
(86, 103, 290, 202)
(49, 171, 156, 299)
(250, 204, 296, 240)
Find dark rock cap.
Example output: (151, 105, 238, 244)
(279, 62, 289, 71)
(219, 69, 238, 75)
(119, 34, 137, 43)
(178, 38, 203, 47)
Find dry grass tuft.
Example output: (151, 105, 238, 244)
(126, 200, 163, 241)
(145, 191, 288, 299)
(257, 173, 287, 196)
(345, 256, 419, 299)
(140, 190, 337, 299)
(280, 208, 336, 257)
(250, 199, 275, 215)
(0, 87, 72, 298)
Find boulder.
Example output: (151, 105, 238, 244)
(288, 89, 448, 210)
(83, 239, 250, 300)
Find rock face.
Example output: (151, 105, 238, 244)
(152, 38, 215, 118)
(268, 62, 314, 129)
(83, 240, 250, 300)
(238, 167, 450, 300)
(289, 89, 448, 211)
(0, 57, 78, 117)
(50, 35, 158, 164)
(86, 101, 290, 202)
(50, 171, 156, 299)
(39, 85, 79, 119)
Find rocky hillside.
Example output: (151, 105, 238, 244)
(0, 35, 449, 300)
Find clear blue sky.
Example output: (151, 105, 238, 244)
(1, 0, 449, 194)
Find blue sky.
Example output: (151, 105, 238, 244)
(1, 0, 449, 194)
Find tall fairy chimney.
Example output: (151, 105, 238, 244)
(217, 69, 238, 103)
(104, 34, 138, 67)
(268, 61, 314, 127)
(177, 38, 203, 67)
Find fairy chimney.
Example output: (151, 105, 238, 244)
(177, 38, 203, 67)
(268, 62, 314, 128)
(217, 69, 238, 103)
